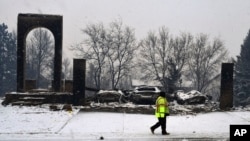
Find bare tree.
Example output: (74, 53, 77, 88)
(106, 21, 137, 89)
(71, 21, 137, 90)
(26, 28, 54, 88)
(71, 23, 108, 89)
(86, 63, 97, 88)
(62, 57, 72, 80)
(139, 27, 191, 93)
(139, 29, 170, 90)
(187, 33, 228, 93)
(165, 32, 193, 92)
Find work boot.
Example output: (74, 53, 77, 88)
(150, 127, 155, 134)
(162, 131, 170, 135)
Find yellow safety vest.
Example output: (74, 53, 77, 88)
(155, 96, 169, 118)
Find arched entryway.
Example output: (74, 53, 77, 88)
(26, 27, 55, 90)
(17, 13, 63, 92)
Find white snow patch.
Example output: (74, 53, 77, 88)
(1, 98, 250, 140)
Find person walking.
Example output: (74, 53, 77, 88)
(150, 91, 170, 135)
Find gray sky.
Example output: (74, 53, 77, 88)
(1, 0, 250, 59)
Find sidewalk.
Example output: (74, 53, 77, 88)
(58, 111, 239, 140)
(0, 103, 249, 141)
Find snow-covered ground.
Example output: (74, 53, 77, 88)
(1, 98, 250, 141)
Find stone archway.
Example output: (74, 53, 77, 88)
(17, 13, 63, 92)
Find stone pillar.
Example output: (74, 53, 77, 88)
(220, 63, 234, 110)
(52, 17, 63, 92)
(17, 16, 26, 92)
(73, 59, 86, 105)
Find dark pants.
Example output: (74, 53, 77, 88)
(151, 115, 167, 134)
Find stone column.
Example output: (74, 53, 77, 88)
(73, 59, 86, 105)
(220, 63, 234, 110)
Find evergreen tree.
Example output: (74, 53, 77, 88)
(235, 29, 250, 106)
(0, 23, 16, 96)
